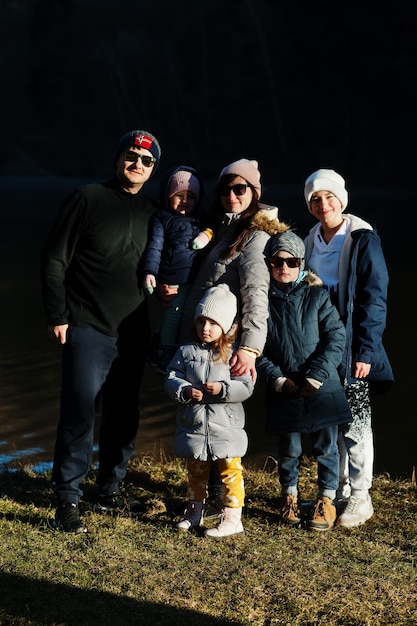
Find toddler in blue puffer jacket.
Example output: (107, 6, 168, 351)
(140, 165, 213, 373)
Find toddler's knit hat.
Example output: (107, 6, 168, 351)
(194, 284, 237, 334)
(169, 169, 201, 201)
(270, 231, 305, 271)
(114, 130, 161, 172)
(304, 168, 348, 212)
(219, 158, 261, 198)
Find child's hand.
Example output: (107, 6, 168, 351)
(281, 379, 300, 396)
(298, 379, 319, 398)
(143, 274, 156, 295)
(202, 382, 222, 396)
(184, 386, 204, 402)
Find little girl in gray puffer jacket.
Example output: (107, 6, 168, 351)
(164, 283, 254, 538)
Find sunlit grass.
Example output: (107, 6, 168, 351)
(0, 454, 416, 625)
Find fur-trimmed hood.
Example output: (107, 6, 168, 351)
(302, 269, 323, 287)
(250, 204, 290, 236)
(270, 269, 323, 295)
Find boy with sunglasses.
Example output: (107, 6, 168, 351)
(41, 129, 161, 533)
(256, 231, 351, 531)
(303, 169, 393, 528)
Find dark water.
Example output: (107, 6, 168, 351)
(0, 177, 415, 478)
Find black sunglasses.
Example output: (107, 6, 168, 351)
(269, 257, 302, 269)
(219, 183, 248, 197)
(124, 150, 157, 167)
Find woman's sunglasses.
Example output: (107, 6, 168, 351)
(268, 256, 302, 269)
(124, 150, 157, 168)
(219, 183, 248, 197)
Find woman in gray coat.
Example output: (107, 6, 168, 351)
(178, 158, 289, 518)
(256, 232, 351, 532)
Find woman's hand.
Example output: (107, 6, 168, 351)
(230, 349, 257, 381)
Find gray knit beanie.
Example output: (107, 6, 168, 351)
(194, 284, 237, 334)
(270, 231, 305, 271)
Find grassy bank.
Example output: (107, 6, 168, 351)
(0, 454, 416, 626)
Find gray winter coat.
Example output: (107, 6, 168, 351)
(179, 208, 289, 354)
(164, 343, 254, 461)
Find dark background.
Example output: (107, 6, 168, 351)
(1, 0, 416, 188)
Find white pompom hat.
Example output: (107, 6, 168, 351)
(304, 168, 348, 212)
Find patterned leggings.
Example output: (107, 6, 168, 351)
(339, 380, 373, 495)
(185, 457, 245, 508)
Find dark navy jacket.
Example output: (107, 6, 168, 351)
(304, 215, 394, 394)
(256, 274, 352, 434)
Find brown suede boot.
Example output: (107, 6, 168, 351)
(309, 497, 336, 531)
(280, 494, 302, 526)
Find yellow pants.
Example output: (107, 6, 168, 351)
(186, 457, 245, 508)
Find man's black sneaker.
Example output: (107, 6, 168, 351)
(94, 491, 145, 516)
(53, 501, 87, 534)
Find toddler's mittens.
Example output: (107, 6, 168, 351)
(143, 274, 156, 295)
(190, 228, 215, 250)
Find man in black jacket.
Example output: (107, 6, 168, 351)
(41, 130, 161, 533)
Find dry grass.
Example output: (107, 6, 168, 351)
(0, 454, 416, 625)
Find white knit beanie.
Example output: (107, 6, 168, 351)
(304, 168, 348, 212)
(219, 158, 262, 198)
(169, 170, 200, 200)
(194, 284, 237, 334)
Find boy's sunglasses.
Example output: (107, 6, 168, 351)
(219, 183, 248, 197)
(269, 256, 302, 269)
(124, 150, 157, 167)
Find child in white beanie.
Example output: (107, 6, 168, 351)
(140, 165, 214, 373)
(303, 168, 394, 528)
(164, 283, 254, 537)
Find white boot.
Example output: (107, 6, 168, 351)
(205, 507, 243, 538)
(176, 501, 203, 532)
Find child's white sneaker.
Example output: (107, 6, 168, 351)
(336, 494, 374, 527)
